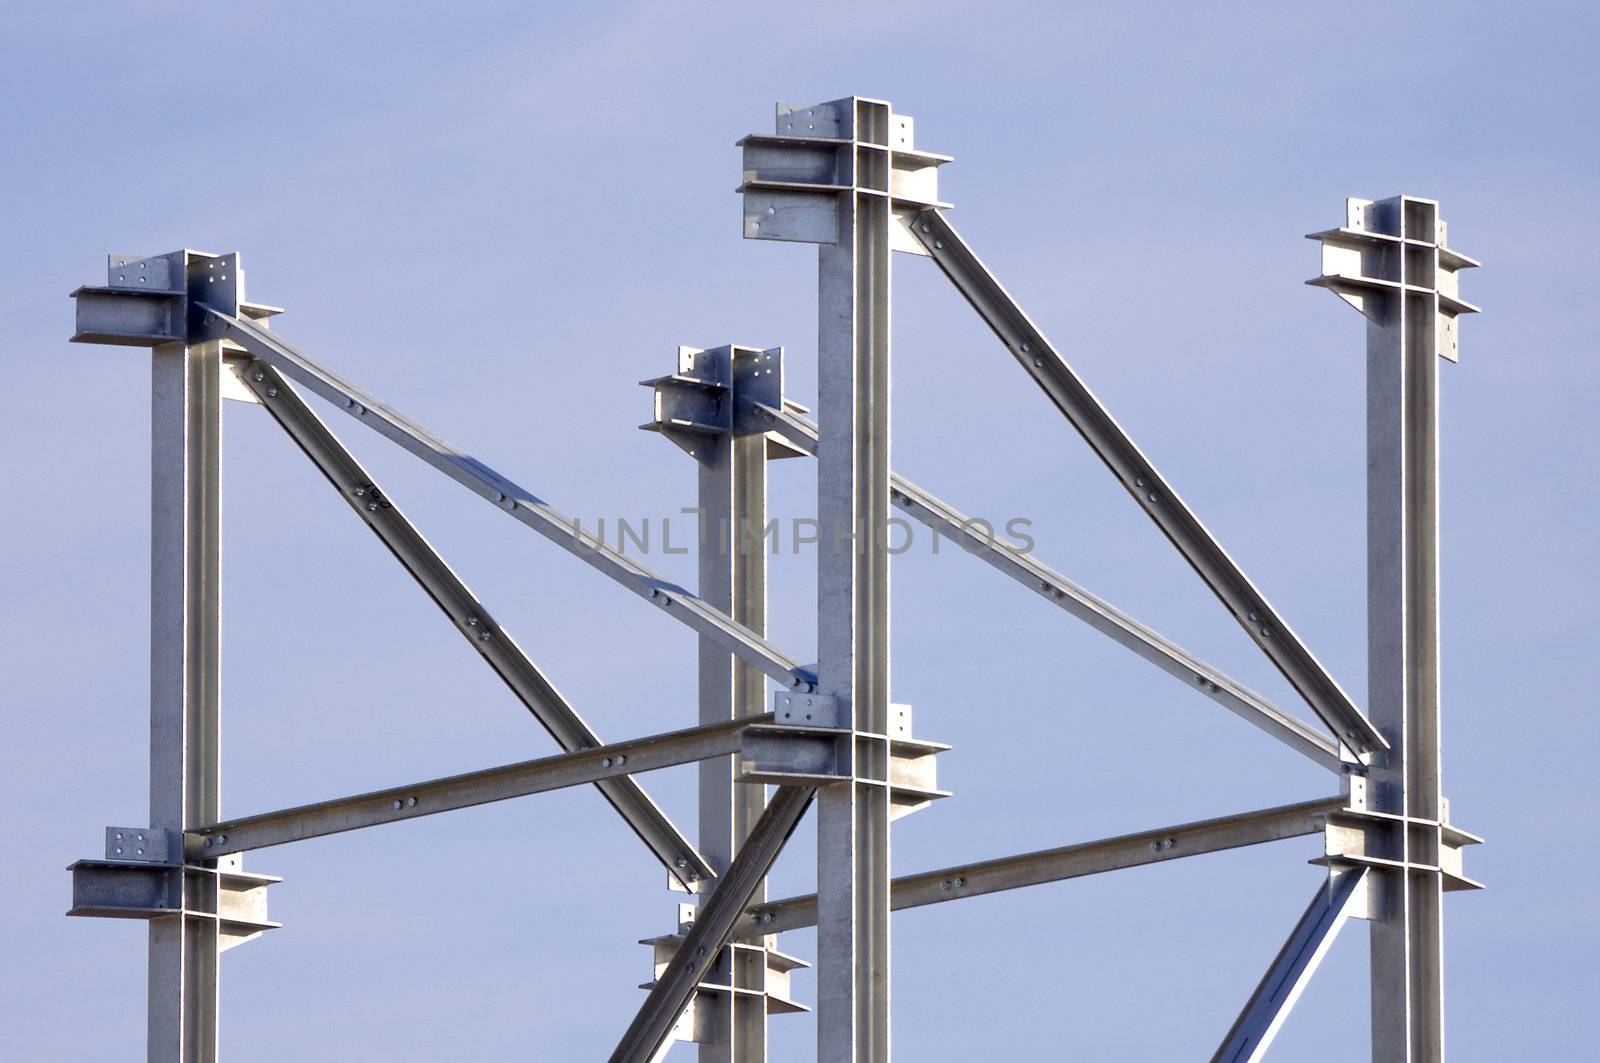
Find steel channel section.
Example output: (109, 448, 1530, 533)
(610, 786, 816, 1063)
(812, 98, 895, 1063)
(757, 403, 1339, 770)
(740, 796, 1344, 936)
(244, 364, 711, 890)
(696, 392, 772, 1058)
(1211, 868, 1370, 1063)
(1365, 200, 1447, 1062)
(148, 338, 223, 1063)
(909, 210, 1385, 761)
(201, 309, 816, 695)
(192, 717, 764, 857)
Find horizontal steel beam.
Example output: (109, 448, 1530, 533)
(246, 363, 712, 890)
(740, 795, 1345, 936)
(909, 210, 1384, 759)
(191, 715, 770, 858)
(1212, 867, 1369, 1062)
(755, 403, 1338, 770)
(609, 785, 815, 1063)
(203, 310, 816, 695)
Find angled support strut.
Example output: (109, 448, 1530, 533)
(609, 786, 815, 1063)
(244, 362, 712, 889)
(756, 403, 1338, 770)
(909, 209, 1384, 759)
(1211, 868, 1370, 1062)
(201, 309, 818, 697)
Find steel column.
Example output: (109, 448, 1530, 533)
(814, 97, 895, 1063)
(1308, 195, 1479, 1061)
(696, 364, 772, 1059)
(147, 338, 223, 1063)
(1361, 198, 1450, 1063)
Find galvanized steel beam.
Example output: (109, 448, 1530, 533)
(1311, 196, 1480, 1063)
(609, 786, 815, 1063)
(809, 97, 899, 1063)
(148, 329, 223, 1063)
(244, 361, 712, 890)
(199, 309, 818, 695)
(191, 716, 766, 858)
(741, 795, 1345, 936)
(679, 345, 777, 1058)
(1211, 868, 1371, 1062)
(755, 402, 1339, 770)
(910, 209, 1386, 761)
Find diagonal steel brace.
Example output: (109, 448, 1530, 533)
(244, 363, 714, 888)
(908, 209, 1384, 758)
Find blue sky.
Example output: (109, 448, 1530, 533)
(2, 2, 1596, 1059)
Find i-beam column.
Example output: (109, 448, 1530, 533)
(1310, 196, 1480, 1062)
(740, 96, 949, 1062)
(148, 331, 222, 1063)
(814, 98, 895, 1063)
(696, 347, 773, 1061)
(69, 250, 288, 1061)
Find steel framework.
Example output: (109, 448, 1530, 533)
(64, 97, 1482, 1061)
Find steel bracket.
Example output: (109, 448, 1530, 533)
(1307, 195, 1480, 360)
(640, 344, 807, 460)
(738, 98, 951, 254)
(741, 700, 950, 819)
(69, 833, 281, 953)
(637, 902, 810, 1050)
(1315, 784, 1483, 908)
